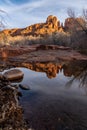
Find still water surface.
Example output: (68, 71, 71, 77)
(17, 65, 87, 130)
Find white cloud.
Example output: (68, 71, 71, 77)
(0, 0, 87, 28)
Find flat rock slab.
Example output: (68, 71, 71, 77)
(3, 69, 24, 81)
(0, 45, 87, 62)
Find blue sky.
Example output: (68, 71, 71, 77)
(0, 0, 87, 28)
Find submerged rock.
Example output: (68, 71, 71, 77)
(3, 69, 24, 81)
(19, 84, 30, 90)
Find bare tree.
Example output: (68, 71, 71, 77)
(0, 9, 9, 46)
(67, 8, 87, 35)
(67, 8, 76, 18)
(0, 9, 7, 30)
(83, 9, 87, 20)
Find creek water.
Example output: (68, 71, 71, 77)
(16, 62, 87, 130)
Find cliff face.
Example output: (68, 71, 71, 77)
(0, 15, 64, 37)
(0, 15, 85, 44)
(64, 17, 85, 31)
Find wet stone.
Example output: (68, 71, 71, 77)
(0, 77, 28, 130)
(19, 84, 30, 90)
(3, 69, 24, 81)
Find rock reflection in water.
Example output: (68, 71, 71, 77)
(18, 60, 87, 130)
(0, 60, 87, 87)
(20, 60, 87, 87)
(63, 60, 87, 88)
(0, 60, 87, 130)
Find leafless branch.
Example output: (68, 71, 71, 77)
(67, 8, 87, 35)
(83, 9, 87, 20)
(0, 9, 8, 30)
(67, 8, 76, 18)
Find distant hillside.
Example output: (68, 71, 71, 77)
(0, 15, 86, 48)
(0, 15, 64, 37)
(1, 15, 85, 36)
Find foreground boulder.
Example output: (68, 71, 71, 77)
(3, 69, 24, 81)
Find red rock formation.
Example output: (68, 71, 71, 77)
(0, 15, 85, 45)
(0, 15, 64, 38)
(46, 15, 59, 29)
(64, 17, 85, 31)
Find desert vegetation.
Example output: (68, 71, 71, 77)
(65, 8, 87, 53)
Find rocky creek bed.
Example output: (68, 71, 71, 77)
(0, 72, 29, 130)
